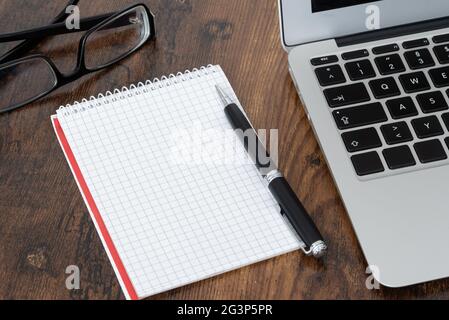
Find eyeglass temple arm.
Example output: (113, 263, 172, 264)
(0, 0, 80, 64)
(0, 12, 133, 43)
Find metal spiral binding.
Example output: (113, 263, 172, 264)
(57, 65, 217, 116)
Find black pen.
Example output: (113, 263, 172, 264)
(216, 85, 327, 258)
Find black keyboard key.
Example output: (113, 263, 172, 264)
(332, 102, 387, 130)
(429, 66, 449, 87)
(416, 91, 449, 113)
(433, 34, 449, 44)
(369, 77, 401, 99)
(342, 128, 382, 153)
(375, 54, 406, 75)
(433, 45, 449, 64)
(386, 97, 419, 119)
(315, 65, 346, 86)
(404, 49, 435, 69)
(380, 122, 413, 145)
(345, 60, 376, 80)
(351, 152, 385, 176)
(372, 44, 400, 55)
(414, 139, 448, 163)
(403, 38, 430, 49)
(442, 113, 449, 130)
(342, 49, 369, 60)
(311, 55, 339, 66)
(399, 72, 431, 93)
(412, 116, 444, 139)
(446, 137, 449, 149)
(383, 146, 416, 170)
(324, 83, 370, 108)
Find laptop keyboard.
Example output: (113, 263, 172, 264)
(312, 33, 449, 178)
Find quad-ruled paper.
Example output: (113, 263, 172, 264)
(54, 65, 301, 299)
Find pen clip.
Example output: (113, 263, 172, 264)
(280, 208, 307, 251)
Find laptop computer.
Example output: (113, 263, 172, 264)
(279, 0, 449, 288)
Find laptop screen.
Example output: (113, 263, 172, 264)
(312, 0, 382, 12)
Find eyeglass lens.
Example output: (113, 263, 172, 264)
(84, 5, 151, 71)
(0, 57, 57, 112)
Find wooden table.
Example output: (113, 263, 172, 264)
(1, 0, 448, 300)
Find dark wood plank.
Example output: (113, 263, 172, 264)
(0, 0, 448, 300)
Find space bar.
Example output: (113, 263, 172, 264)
(324, 83, 371, 108)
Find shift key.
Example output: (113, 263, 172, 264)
(333, 102, 388, 130)
(324, 83, 370, 108)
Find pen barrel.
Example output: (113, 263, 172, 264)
(268, 176, 324, 249)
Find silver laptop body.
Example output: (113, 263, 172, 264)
(280, 0, 449, 287)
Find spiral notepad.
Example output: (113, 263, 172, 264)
(51, 65, 301, 300)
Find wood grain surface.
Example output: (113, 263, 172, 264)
(0, 0, 448, 300)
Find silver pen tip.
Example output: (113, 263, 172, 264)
(215, 85, 234, 106)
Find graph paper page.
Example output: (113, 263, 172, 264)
(55, 65, 301, 299)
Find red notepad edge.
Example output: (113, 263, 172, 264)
(52, 117, 138, 300)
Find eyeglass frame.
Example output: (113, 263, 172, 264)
(0, 3, 155, 114)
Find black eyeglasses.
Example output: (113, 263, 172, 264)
(0, 2, 155, 114)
